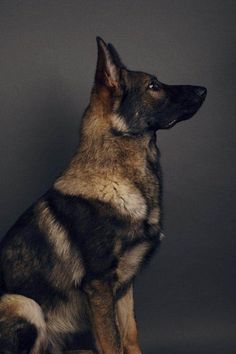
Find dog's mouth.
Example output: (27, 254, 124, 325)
(166, 119, 177, 128)
(157, 85, 207, 130)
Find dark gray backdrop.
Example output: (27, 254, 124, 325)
(0, 1, 235, 353)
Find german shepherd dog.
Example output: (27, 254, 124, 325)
(0, 37, 207, 354)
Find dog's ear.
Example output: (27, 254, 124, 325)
(95, 37, 120, 90)
(107, 43, 126, 69)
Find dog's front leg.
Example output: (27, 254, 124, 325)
(85, 279, 124, 354)
(116, 285, 142, 354)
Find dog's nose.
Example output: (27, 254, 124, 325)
(194, 86, 207, 98)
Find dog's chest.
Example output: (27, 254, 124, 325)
(114, 215, 161, 284)
(114, 210, 161, 286)
(112, 162, 161, 284)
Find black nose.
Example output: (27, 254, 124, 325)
(194, 86, 207, 98)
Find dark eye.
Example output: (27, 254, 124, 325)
(148, 81, 160, 91)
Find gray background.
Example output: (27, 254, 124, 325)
(0, 1, 235, 353)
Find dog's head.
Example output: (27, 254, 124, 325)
(93, 37, 207, 136)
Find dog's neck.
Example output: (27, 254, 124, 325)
(76, 95, 155, 169)
(54, 97, 160, 220)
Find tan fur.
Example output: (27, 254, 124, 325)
(54, 99, 159, 223)
(84, 280, 123, 354)
(46, 290, 89, 351)
(0, 38, 176, 354)
(0, 292, 90, 354)
(12, 91, 159, 354)
(110, 113, 129, 133)
(0, 294, 47, 353)
(114, 239, 122, 255)
(56, 173, 147, 221)
(0, 294, 44, 324)
(37, 201, 71, 260)
(64, 351, 93, 354)
(37, 201, 85, 287)
(148, 207, 160, 225)
(116, 243, 149, 285)
(116, 286, 141, 354)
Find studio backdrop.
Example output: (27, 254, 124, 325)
(0, 1, 235, 353)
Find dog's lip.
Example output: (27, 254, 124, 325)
(166, 119, 177, 127)
(157, 118, 177, 130)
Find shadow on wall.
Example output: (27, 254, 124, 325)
(0, 77, 84, 238)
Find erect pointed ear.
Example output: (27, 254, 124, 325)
(95, 37, 121, 90)
(107, 43, 126, 69)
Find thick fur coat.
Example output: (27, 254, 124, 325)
(0, 37, 206, 354)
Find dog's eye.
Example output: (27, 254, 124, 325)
(148, 81, 160, 91)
